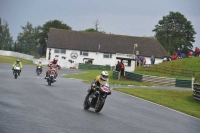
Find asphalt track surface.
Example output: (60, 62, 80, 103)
(0, 63, 199, 133)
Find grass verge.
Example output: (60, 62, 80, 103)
(64, 70, 153, 86)
(0, 55, 34, 65)
(114, 88, 200, 119)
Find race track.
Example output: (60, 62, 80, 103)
(0, 63, 199, 133)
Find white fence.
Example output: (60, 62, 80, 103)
(0, 50, 49, 65)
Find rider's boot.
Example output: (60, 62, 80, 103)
(44, 74, 48, 79)
(54, 75, 57, 81)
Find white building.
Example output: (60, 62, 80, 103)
(46, 28, 167, 72)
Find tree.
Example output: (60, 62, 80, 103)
(0, 18, 13, 50)
(153, 11, 196, 55)
(40, 20, 72, 56)
(85, 28, 98, 32)
(17, 22, 41, 55)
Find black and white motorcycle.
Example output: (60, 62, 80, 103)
(46, 69, 56, 86)
(13, 66, 21, 79)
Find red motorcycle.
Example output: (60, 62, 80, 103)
(83, 83, 111, 112)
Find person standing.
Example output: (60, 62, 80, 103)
(115, 61, 121, 72)
(120, 61, 125, 76)
(150, 55, 155, 65)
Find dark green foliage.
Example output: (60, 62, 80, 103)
(153, 11, 196, 55)
(0, 18, 13, 50)
(84, 28, 98, 32)
(16, 22, 42, 56)
(39, 20, 72, 56)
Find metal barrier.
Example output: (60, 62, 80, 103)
(123, 71, 193, 88)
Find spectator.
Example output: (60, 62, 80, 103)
(150, 55, 155, 65)
(194, 47, 200, 57)
(163, 56, 167, 62)
(142, 58, 146, 66)
(188, 51, 193, 57)
(120, 61, 125, 76)
(115, 61, 121, 72)
(172, 52, 178, 60)
(177, 48, 182, 58)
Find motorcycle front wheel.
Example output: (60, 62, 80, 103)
(48, 79, 52, 86)
(83, 94, 90, 110)
(95, 98, 105, 113)
(14, 71, 18, 79)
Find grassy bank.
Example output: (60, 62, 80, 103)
(0, 55, 34, 65)
(135, 57, 200, 81)
(114, 88, 200, 118)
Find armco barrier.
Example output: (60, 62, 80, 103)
(112, 71, 119, 79)
(125, 72, 143, 82)
(175, 79, 192, 88)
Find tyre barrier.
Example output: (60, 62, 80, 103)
(193, 83, 200, 101)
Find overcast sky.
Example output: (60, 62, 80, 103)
(0, 0, 199, 50)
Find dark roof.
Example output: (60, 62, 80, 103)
(47, 28, 168, 58)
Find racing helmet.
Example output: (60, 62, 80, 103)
(53, 57, 58, 63)
(101, 71, 108, 81)
(16, 59, 20, 63)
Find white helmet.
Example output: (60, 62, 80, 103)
(101, 71, 108, 81)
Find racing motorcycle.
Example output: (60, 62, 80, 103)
(13, 66, 20, 79)
(46, 69, 56, 86)
(83, 82, 111, 112)
(36, 66, 42, 76)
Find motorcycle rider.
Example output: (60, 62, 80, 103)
(88, 71, 109, 99)
(44, 57, 61, 80)
(12, 59, 23, 76)
(36, 61, 43, 73)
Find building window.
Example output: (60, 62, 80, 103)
(54, 49, 66, 54)
(61, 49, 66, 54)
(80, 51, 88, 56)
(103, 53, 112, 58)
(54, 49, 60, 53)
(123, 60, 131, 66)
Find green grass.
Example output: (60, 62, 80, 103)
(64, 70, 153, 86)
(0, 55, 34, 65)
(135, 57, 200, 81)
(114, 88, 200, 118)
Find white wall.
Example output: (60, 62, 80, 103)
(45, 48, 164, 71)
